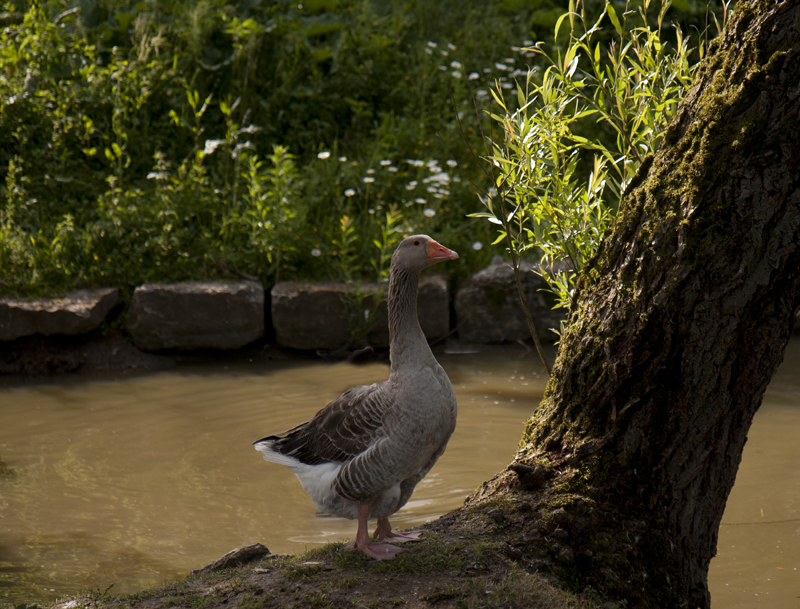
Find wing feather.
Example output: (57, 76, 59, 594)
(254, 383, 393, 466)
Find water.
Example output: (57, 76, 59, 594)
(0, 341, 798, 607)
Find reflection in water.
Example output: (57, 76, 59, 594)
(0, 341, 798, 608)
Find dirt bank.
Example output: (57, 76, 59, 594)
(48, 524, 604, 609)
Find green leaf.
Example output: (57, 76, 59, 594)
(607, 5, 623, 37)
(491, 231, 507, 246)
(554, 12, 572, 42)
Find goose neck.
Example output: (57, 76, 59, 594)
(387, 266, 430, 367)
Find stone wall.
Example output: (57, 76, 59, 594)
(3, 261, 797, 375)
(15, 259, 762, 375)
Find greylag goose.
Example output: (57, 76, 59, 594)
(254, 235, 459, 560)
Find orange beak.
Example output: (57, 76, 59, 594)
(427, 240, 459, 262)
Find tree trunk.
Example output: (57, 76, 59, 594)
(446, 1, 800, 607)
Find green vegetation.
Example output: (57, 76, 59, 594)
(472, 0, 726, 354)
(0, 0, 716, 298)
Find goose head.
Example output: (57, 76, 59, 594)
(391, 235, 459, 271)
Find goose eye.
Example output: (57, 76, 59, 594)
(413, 240, 420, 246)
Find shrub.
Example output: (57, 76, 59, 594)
(0, 0, 717, 297)
(474, 0, 726, 344)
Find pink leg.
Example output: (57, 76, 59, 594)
(373, 517, 424, 543)
(355, 504, 405, 560)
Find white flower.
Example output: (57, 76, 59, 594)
(237, 124, 262, 135)
(494, 62, 508, 71)
(203, 139, 224, 155)
(440, 49, 449, 56)
(363, 176, 375, 183)
(368, 208, 375, 214)
(451, 70, 462, 79)
(438, 65, 447, 71)
(447, 43, 456, 51)
(147, 171, 169, 180)
(450, 60, 462, 69)
(311, 248, 322, 256)
(425, 47, 433, 55)
(472, 241, 483, 251)
(380, 159, 392, 166)
(501, 82, 513, 89)
(338, 156, 347, 162)
(504, 57, 514, 64)
(232, 141, 255, 159)
(344, 188, 356, 197)
(415, 197, 426, 204)
(511, 46, 521, 52)
(388, 166, 398, 172)
(406, 159, 425, 167)
(427, 41, 438, 48)
(468, 72, 479, 81)
(446, 159, 458, 167)
(366, 168, 376, 174)
(423, 208, 436, 217)
(406, 181, 418, 190)
(317, 151, 331, 159)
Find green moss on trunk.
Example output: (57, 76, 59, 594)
(457, 1, 800, 607)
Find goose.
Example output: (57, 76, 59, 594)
(254, 235, 459, 560)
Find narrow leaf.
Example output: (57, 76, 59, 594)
(607, 5, 623, 37)
(491, 231, 507, 246)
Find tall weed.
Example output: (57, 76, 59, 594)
(474, 0, 727, 349)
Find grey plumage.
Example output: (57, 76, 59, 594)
(254, 234, 458, 557)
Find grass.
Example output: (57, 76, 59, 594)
(40, 526, 611, 609)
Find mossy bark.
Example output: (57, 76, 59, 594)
(452, 2, 800, 607)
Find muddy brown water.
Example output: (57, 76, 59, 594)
(1, 341, 798, 608)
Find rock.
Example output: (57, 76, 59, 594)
(189, 543, 271, 576)
(0, 288, 118, 341)
(271, 281, 353, 350)
(552, 508, 570, 527)
(455, 258, 565, 344)
(508, 462, 553, 490)
(126, 281, 264, 350)
(271, 275, 449, 351)
(487, 508, 506, 524)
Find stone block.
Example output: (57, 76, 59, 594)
(0, 288, 119, 341)
(271, 275, 450, 351)
(455, 258, 565, 343)
(126, 281, 264, 350)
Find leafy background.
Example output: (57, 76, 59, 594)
(0, 0, 717, 298)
